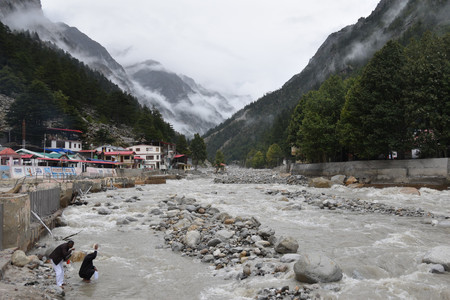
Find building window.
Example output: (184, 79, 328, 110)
(124, 156, 130, 160)
(136, 148, 140, 152)
(146, 155, 154, 160)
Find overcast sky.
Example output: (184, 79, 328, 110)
(41, 0, 380, 102)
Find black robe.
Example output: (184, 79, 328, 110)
(79, 251, 97, 280)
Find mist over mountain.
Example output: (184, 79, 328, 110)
(204, 0, 450, 161)
(125, 60, 238, 135)
(0, 0, 242, 137)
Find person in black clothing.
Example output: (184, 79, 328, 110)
(49, 240, 75, 287)
(79, 243, 98, 282)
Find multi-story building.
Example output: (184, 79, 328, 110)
(127, 144, 162, 170)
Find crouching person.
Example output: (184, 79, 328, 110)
(79, 243, 99, 282)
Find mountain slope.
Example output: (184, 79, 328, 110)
(126, 60, 235, 135)
(203, 0, 450, 161)
(0, 0, 239, 136)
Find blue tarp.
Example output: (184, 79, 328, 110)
(45, 148, 75, 154)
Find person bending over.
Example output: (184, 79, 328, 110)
(49, 240, 75, 287)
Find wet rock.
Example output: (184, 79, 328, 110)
(11, 250, 31, 267)
(280, 253, 301, 263)
(294, 253, 343, 283)
(150, 208, 163, 215)
(116, 218, 130, 225)
(171, 241, 184, 252)
(185, 230, 201, 248)
(308, 177, 333, 188)
(330, 175, 346, 185)
(429, 264, 445, 274)
(258, 227, 275, 239)
(207, 238, 222, 247)
(435, 220, 450, 228)
(422, 246, 450, 271)
(399, 187, 420, 195)
(216, 229, 235, 241)
(70, 251, 86, 262)
(274, 236, 299, 254)
(97, 207, 111, 215)
(345, 176, 358, 185)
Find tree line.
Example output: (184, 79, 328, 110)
(240, 31, 449, 167)
(0, 22, 179, 148)
(288, 32, 449, 163)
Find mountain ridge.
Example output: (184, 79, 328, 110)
(203, 0, 450, 161)
(0, 0, 240, 137)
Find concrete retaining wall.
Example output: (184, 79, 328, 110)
(291, 158, 450, 186)
(0, 193, 30, 250)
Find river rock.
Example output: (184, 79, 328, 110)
(70, 250, 86, 262)
(345, 176, 358, 185)
(11, 250, 31, 267)
(207, 238, 222, 247)
(216, 229, 235, 241)
(422, 246, 450, 271)
(308, 177, 333, 188)
(274, 236, 299, 254)
(97, 207, 111, 215)
(435, 220, 450, 228)
(429, 264, 445, 274)
(185, 230, 201, 248)
(258, 226, 275, 239)
(280, 253, 302, 263)
(294, 253, 343, 283)
(399, 187, 420, 195)
(330, 175, 346, 185)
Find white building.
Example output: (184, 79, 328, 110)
(127, 144, 162, 169)
(94, 144, 126, 153)
(45, 128, 83, 152)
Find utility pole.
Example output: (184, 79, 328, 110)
(22, 119, 26, 149)
(43, 133, 46, 156)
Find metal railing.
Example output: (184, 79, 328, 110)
(29, 187, 60, 222)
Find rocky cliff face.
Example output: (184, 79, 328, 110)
(0, 0, 238, 136)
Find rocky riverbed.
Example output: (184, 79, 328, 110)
(1, 167, 449, 299)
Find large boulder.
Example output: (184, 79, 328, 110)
(294, 253, 343, 283)
(345, 176, 358, 185)
(274, 236, 299, 254)
(11, 250, 31, 267)
(70, 250, 86, 262)
(422, 246, 450, 271)
(308, 177, 333, 188)
(330, 175, 346, 185)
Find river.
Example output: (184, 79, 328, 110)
(37, 169, 450, 300)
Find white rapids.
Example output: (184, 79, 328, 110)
(37, 169, 450, 300)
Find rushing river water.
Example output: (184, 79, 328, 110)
(37, 170, 450, 300)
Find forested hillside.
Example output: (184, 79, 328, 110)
(204, 0, 450, 164)
(0, 22, 178, 148)
(288, 33, 449, 163)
